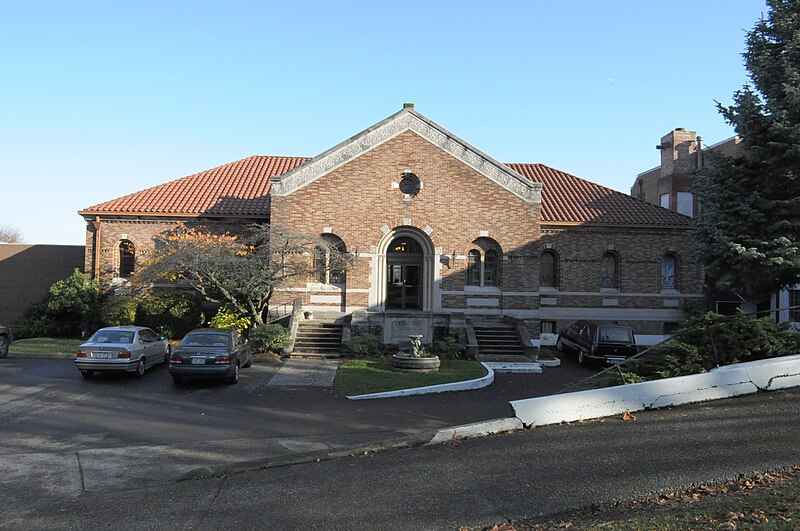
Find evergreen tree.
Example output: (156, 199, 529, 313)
(693, 0, 800, 299)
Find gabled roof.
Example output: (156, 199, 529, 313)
(270, 106, 542, 204)
(80, 156, 308, 217)
(81, 157, 691, 227)
(508, 163, 692, 227)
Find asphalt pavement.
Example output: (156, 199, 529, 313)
(3, 387, 799, 530)
(0, 355, 595, 522)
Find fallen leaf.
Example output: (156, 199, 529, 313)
(622, 411, 637, 421)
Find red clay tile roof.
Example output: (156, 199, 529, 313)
(508, 163, 692, 227)
(81, 156, 690, 227)
(80, 156, 309, 217)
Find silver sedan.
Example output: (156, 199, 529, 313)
(75, 326, 170, 379)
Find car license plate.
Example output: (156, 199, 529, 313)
(191, 357, 205, 365)
(92, 352, 111, 359)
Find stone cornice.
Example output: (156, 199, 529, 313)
(270, 108, 542, 204)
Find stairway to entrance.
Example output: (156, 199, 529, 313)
(473, 321, 529, 360)
(291, 320, 344, 358)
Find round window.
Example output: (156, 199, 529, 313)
(399, 172, 420, 196)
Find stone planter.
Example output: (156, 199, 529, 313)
(391, 354, 441, 373)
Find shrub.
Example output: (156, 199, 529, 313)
(670, 311, 800, 366)
(13, 269, 100, 338)
(100, 295, 138, 327)
(136, 291, 202, 339)
(430, 336, 461, 359)
(249, 323, 290, 352)
(616, 311, 800, 384)
(348, 333, 385, 357)
(208, 306, 251, 333)
(12, 302, 49, 339)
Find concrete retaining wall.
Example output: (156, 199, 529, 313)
(511, 354, 800, 427)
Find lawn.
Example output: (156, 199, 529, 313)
(333, 358, 487, 398)
(495, 466, 800, 530)
(9, 337, 83, 355)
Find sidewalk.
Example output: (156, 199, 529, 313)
(267, 359, 339, 387)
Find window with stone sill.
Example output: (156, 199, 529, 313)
(467, 238, 502, 288)
(313, 234, 346, 285)
(661, 253, 678, 290)
(540, 250, 559, 289)
(601, 251, 619, 289)
(119, 240, 135, 278)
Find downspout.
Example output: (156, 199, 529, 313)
(92, 216, 102, 279)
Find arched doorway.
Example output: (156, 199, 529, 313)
(374, 227, 436, 312)
(386, 236, 423, 310)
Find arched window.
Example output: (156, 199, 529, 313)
(314, 234, 346, 285)
(540, 250, 558, 288)
(119, 240, 135, 278)
(601, 252, 619, 289)
(662, 254, 677, 290)
(467, 250, 481, 286)
(467, 238, 502, 288)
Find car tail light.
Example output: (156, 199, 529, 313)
(76, 350, 87, 358)
(170, 353, 182, 363)
(214, 356, 230, 364)
(117, 351, 131, 359)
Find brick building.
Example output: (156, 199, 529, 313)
(631, 127, 800, 324)
(80, 106, 702, 346)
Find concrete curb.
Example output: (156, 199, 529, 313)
(511, 354, 800, 427)
(8, 352, 75, 360)
(178, 432, 439, 481)
(427, 417, 524, 444)
(346, 362, 494, 400)
(179, 414, 525, 481)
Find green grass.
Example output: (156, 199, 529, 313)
(9, 337, 83, 355)
(496, 467, 800, 531)
(333, 358, 487, 397)
(579, 475, 800, 530)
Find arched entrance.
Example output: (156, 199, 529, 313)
(386, 237, 423, 309)
(374, 227, 436, 312)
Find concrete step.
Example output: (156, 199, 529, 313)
(290, 351, 342, 359)
(475, 353, 537, 362)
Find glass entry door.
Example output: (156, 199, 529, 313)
(386, 264, 421, 310)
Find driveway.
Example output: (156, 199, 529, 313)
(0, 356, 595, 496)
(5, 387, 799, 530)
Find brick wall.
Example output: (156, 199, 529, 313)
(0, 244, 85, 325)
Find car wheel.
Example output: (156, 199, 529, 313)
(80, 369, 94, 378)
(135, 357, 146, 378)
(227, 362, 240, 385)
(0, 337, 8, 359)
(556, 338, 565, 352)
(171, 375, 183, 385)
(242, 355, 252, 369)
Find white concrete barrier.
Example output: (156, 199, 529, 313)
(511, 354, 800, 426)
(714, 354, 800, 391)
(347, 363, 495, 400)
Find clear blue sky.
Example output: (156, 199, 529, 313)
(0, 1, 767, 245)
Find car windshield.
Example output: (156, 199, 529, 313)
(598, 326, 633, 343)
(181, 333, 231, 347)
(88, 331, 134, 344)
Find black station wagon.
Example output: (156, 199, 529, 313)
(556, 320, 638, 365)
(168, 328, 252, 385)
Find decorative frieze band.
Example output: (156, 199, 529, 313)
(270, 109, 542, 204)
